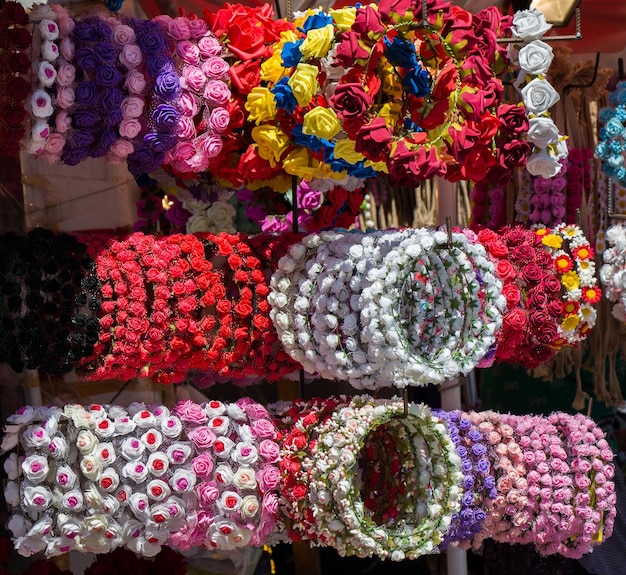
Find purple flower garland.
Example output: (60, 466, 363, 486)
(126, 19, 180, 174)
(528, 159, 568, 227)
(434, 409, 496, 548)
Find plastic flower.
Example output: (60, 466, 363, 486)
(561, 271, 580, 291)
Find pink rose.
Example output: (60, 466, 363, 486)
(56, 62, 75, 86)
(201, 133, 223, 159)
(536, 462, 549, 474)
(188, 19, 209, 39)
(202, 57, 229, 80)
(182, 66, 206, 93)
(120, 45, 143, 69)
(59, 38, 75, 60)
(259, 439, 280, 462)
(186, 426, 216, 449)
(44, 133, 65, 154)
(197, 35, 221, 57)
(109, 139, 134, 158)
(528, 485, 541, 497)
(56, 86, 75, 109)
(174, 400, 207, 424)
(176, 41, 200, 65)
(191, 454, 214, 479)
(126, 70, 147, 95)
(256, 465, 280, 493)
(167, 18, 190, 40)
(178, 92, 200, 117)
(168, 141, 195, 162)
(176, 116, 196, 140)
(112, 24, 136, 46)
(121, 96, 145, 119)
(196, 481, 219, 507)
(204, 80, 231, 105)
(251, 419, 275, 439)
(119, 119, 141, 139)
(208, 107, 230, 133)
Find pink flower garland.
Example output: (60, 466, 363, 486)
(528, 160, 567, 227)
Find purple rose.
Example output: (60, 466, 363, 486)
(107, 108, 123, 127)
(63, 148, 89, 166)
(71, 131, 95, 147)
(483, 475, 496, 489)
(155, 72, 180, 100)
(137, 23, 167, 55)
(102, 88, 123, 110)
(96, 43, 116, 63)
(462, 492, 474, 507)
(147, 55, 173, 77)
(462, 475, 475, 489)
(92, 129, 117, 157)
(73, 110, 100, 129)
(95, 67, 122, 88)
(152, 104, 179, 130)
(476, 458, 491, 474)
(75, 47, 98, 73)
(471, 443, 487, 456)
(164, 198, 191, 227)
(143, 132, 176, 152)
(128, 147, 157, 174)
(75, 82, 98, 107)
(462, 459, 472, 473)
(298, 185, 321, 211)
(457, 445, 468, 458)
(74, 20, 107, 43)
(468, 429, 482, 442)
(459, 417, 471, 430)
(474, 509, 486, 522)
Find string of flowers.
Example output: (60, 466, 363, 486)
(509, 9, 568, 177)
(600, 223, 626, 321)
(527, 160, 567, 227)
(595, 80, 626, 186)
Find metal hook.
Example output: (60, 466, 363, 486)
(445, 216, 453, 248)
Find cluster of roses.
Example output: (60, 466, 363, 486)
(2, 399, 282, 558)
(3, 398, 615, 561)
(0, 229, 100, 375)
(476, 224, 600, 369)
(0, 1, 31, 157)
(11, 0, 539, 189)
(79, 232, 301, 384)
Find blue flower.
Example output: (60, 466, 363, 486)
(302, 12, 333, 32)
(291, 125, 333, 153)
(281, 40, 303, 68)
(271, 78, 298, 113)
(402, 65, 431, 98)
(384, 36, 417, 69)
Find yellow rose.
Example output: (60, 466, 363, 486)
(248, 175, 292, 193)
(293, 9, 318, 30)
(245, 87, 277, 125)
(300, 24, 335, 60)
(319, 162, 346, 180)
(252, 125, 290, 167)
(377, 103, 402, 128)
(288, 63, 319, 107)
(381, 66, 403, 99)
(261, 53, 288, 83)
(334, 139, 365, 164)
(283, 148, 322, 180)
(329, 7, 357, 31)
(303, 107, 341, 140)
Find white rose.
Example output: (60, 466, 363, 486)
(120, 437, 145, 460)
(26, 517, 53, 539)
(48, 435, 68, 459)
(186, 213, 212, 234)
(229, 528, 252, 547)
(56, 465, 77, 489)
(7, 406, 35, 425)
(129, 492, 150, 519)
(7, 514, 29, 538)
(37, 61, 57, 88)
(232, 442, 258, 465)
(141, 429, 163, 451)
(80, 455, 102, 481)
(237, 423, 255, 443)
(24, 485, 52, 511)
(521, 77, 560, 114)
(233, 466, 257, 490)
(114, 416, 136, 435)
(133, 408, 156, 428)
(518, 39, 553, 76)
(100, 494, 119, 515)
(215, 463, 235, 486)
(30, 4, 56, 21)
(209, 415, 230, 436)
(146, 479, 171, 501)
(122, 519, 144, 541)
(149, 503, 173, 527)
(219, 490, 242, 513)
(166, 443, 192, 464)
(76, 430, 98, 454)
(527, 116, 560, 149)
(41, 40, 59, 61)
(226, 403, 246, 421)
(271, 293, 288, 309)
(61, 490, 84, 511)
(22, 426, 50, 449)
(22, 455, 49, 483)
(164, 496, 185, 521)
(95, 442, 116, 466)
(206, 201, 236, 232)
(94, 418, 116, 438)
(214, 436, 235, 458)
(161, 416, 182, 438)
(98, 468, 120, 492)
(122, 461, 149, 484)
(71, 407, 96, 430)
(205, 400, 227, 417)
(147, 453, 169, 477)
(170, 469, 197, 493)
(240, 495, 260, 518)
(4, 481, 20, 506)
(511, 9, 552, 41)
(4, 453, 20, 480)
(84, 514, 108, 535)
(526, 148, 563, 178)
(84, 485, 103, 510)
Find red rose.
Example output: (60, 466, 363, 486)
(546, 300, 563, 317)
(498, 140, 531, 170)
(449, 124, 480, 163)
(461, 146, 497, 182)
(329, 83, 372, 122)
(520, 264, 544, 284)
(8, 76, 30, 100)
(6, 27, 30, 50)
(535, 250, 553, 267)
(488, 240, 508, 258)
(503, 308, 527, 331)
(511, 244, 535, 262)
(537, 323, 559, 345)
(497, 103, 530, 135)
(216, 300, 231, 314)
(502, 284, 521, 308)
(527, 288, 549, 308)
(529, 309, 551, 329)
(355, 118, 392, 162)
(229, 60, 261, 95)
(504, 227, 527, 246)
(477, 229, 498, 244)
(240, 145, 283, 182)
(542, 275, 562, 294)
(3, 105, 26, 126)
(335, 31, 370, 68)
(172, 282, 186, 296)
(292, 483, 307, 500)
(495, 260, 516, 283)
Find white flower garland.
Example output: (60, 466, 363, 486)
(510, 9, 568, 178)
(303, 396, 463, 560)
(600, 223, 626, 321)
